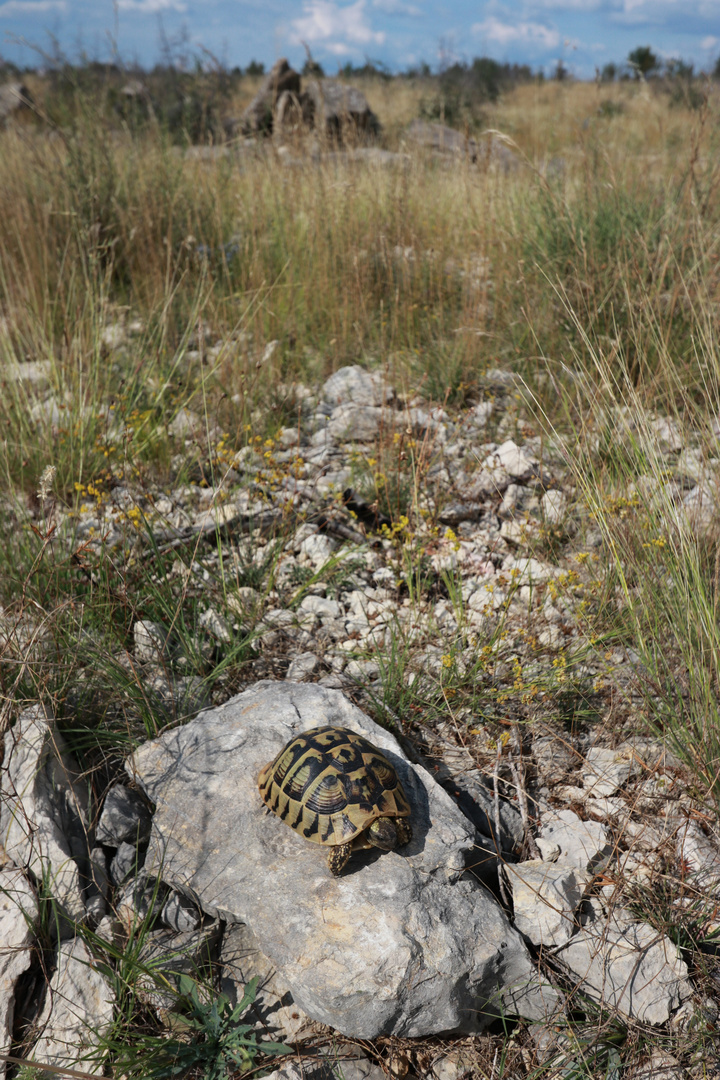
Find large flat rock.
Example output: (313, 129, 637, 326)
(128, 681, 554, 1038)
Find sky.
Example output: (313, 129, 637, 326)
(1, 0, 719, 79)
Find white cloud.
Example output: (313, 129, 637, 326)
(0, 0, 66, 12)
(701, 35, 718, 49)
(610, 0, 719, 24)
(472, 16, 561, 50)
(289, 1, 386, 49)
(372, 0, 422, 15)
(117, 0, 186, 10)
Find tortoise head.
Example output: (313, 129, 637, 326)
(366, 817, 398, 851)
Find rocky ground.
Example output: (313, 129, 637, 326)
(2, 360, 720, 1078)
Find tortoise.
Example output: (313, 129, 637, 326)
(258, 726, 413, 875)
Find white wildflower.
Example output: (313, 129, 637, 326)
(37, 465, 56, 501)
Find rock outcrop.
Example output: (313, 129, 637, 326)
(128, 680, 557, 1038)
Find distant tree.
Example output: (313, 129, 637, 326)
(245, 60, 265, 77)
(554, 60, 569, 81)
(627, 46, 659, 79)
(714, 56, 720, 80)
(665, 58, 693, 79)
(600, 62, 617, 82)
(405, 60, 432, 78)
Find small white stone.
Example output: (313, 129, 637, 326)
(542, 489, 568, 524)
(286, 653, 319, 681)
(506, 858, 588, 947)
(298, 595, 343, 620)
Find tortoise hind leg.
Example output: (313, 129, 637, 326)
(396, 819, 413, 847)
(328, 842, 353, 876)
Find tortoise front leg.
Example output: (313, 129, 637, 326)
(396, 819, 412, 847)
(328, 842, 353, 876)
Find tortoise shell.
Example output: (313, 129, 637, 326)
(257, 725, 411, 850)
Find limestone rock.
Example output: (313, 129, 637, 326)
(128, 681, 555, 1038)
(404, 121, 519, 171)
(539, 808, 612, 873)
(0, 868, 37, 1079)
(285, 652, 320, 681)
(507, 858, 588, 947)
(0, 82, 32, 124)
(328, 403, 387, 441)
(96, 784, 153, 846)
(32, 938, 114, 1075)
(322, 365, 392, 407)
(485, 440, 541, 484)
(240, 59, 301, 135)
(133, 619, 172, 663)
(305, 80, 380, 141)
(220, 923, 314, 1042)
(555, 908, 690, 1024)
(582, 746, 634, 798)
(0, 706, 89, 926)
(541, 489, 568, 525)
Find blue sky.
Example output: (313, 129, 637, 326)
(1, 0, 719, 78)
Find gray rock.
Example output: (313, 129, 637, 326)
(506, 859, 587, 947)
(322, 365, 391, 407)
(486, 439, 541, 483)
(305, 80, 380, 141)
(115, 875, 166, 929)
(168, 407, 201, 438)
(0, 82, 32, 124)
(0, 868, 37, 1079)
(404, 120, 518, 170)
(6, 358, 53, 390)
(96, 784, 153, 846)
(539, 808, 611, 872)
(133, 619, 172, 663)
(328, 403, 386, 441)
(582, 746, 634, 798)
(161, 889, 202, 933)
(221, 923, 314, 1042)
(298, 595, 343, 620)
(541, 489, 568, 525)
(85, 847, 110, 925)
(555, 908, 690, 1024)
(629, 1050, 686, 1080)
(404, 119, 477, 158)
(128, 681, 555, 1038)
(675, 820, 720, 891)
(239, 59, 301, 135)
(0, 706, 89, 926)
(110, 841, 144, 886)
(286, 652, 320, 681)
(31, 937, 114, 1075)
(298, 533, 338, 568)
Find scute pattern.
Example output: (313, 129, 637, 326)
(258, 726, 411, 851)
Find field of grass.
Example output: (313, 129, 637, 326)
(2, 68, 720, 1077)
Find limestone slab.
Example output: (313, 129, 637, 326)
(0, 868, 37, 1079)
(129, 681, 554, 1038)
(0, 706, 89, 925)
(32, 938, 114, 1075)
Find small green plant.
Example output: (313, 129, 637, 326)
(111, 975, 292, 1079)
